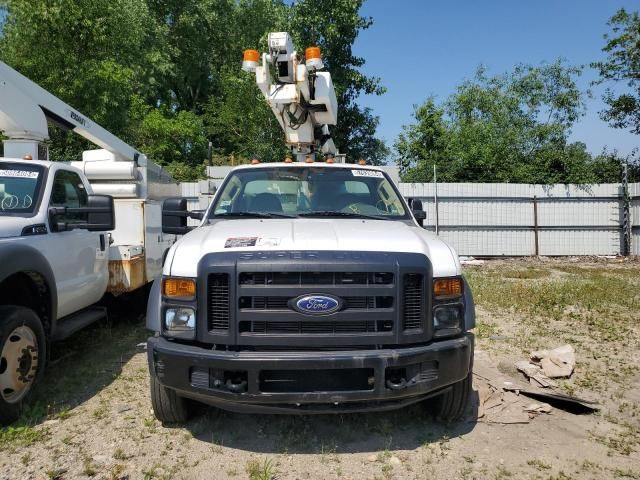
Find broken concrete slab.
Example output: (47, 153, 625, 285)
(530, 344, 576, 378)
(502, 386, 599, 414)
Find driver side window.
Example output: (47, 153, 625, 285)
(50, 170, 88, 224)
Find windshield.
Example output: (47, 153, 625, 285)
(0, 162, 45, 216)
(209, 166, 408, 220)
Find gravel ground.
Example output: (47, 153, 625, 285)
(1, 259, 639, 480)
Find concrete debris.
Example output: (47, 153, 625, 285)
(514, 360, 557, 388)
(459, 256, 485, 266)
(515, 345, 575, 386)
(477, 380, 550, 424)
(524, 402, 552, 414)
(530, 344, 575, 378)
(502, 386, 599, 413)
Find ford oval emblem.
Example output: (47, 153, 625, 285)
(293, 294, 342, 315)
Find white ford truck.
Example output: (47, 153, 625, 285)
(146, 162, 475, 422)
(0, 158, 115, 423)
(0, 59, 178, 424)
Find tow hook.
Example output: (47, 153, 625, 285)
(225, 378, 248, 393)
(385, 377, 407, 390)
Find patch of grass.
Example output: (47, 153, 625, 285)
(246, 458, 279, 480)
(210, 436, 224, 454)
(501, 268, 548, 279)
(143, 416, 158, 434)
(45, 468, 67, 480)
(494, 465, 513, 478)
(83, 457, 99, 477)
(593, 421, 640, 456)
(546, 473, 573, 480)
(0, 425, 48, 451)
(320, 443, 339, 463)
(20, 451, 33, 466)
(29, 321, 148, 417)
(93, 402, 109, 420)
(475, 321, 500, 339)
(381, 463, 393, 480)
(113, 447, 127, 460)
(527, 458, 551, 470)
(53, 407, 73, 421)
(142, 463, 178, 480)
(614, 468, 640, 479)
(109, 464, 127, 480)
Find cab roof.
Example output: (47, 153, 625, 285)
(0, 157, 53, 168)
(231, 162, 383, 171)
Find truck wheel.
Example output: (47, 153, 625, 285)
(0, 306, 46, 425)
(149, 370, 191, 424)
(432, 372, 472, 422)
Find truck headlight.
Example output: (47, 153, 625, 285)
(164, 308, 196, 339)
(433, 305, 462, 338)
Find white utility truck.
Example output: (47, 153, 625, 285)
(146, 33, 475, 423)
(0, 61, 179, 424)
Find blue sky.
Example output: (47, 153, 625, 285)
(353, 0, 638, 156)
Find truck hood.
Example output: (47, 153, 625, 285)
(0, 216, 38, 239)
(166, 219, 461, 278)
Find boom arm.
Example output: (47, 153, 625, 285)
(243, 32, 338, 161)
(0, 60, 138, 162)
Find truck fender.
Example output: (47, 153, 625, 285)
(146, 276, 162, 333)
(463, 277, 475, 330)
(0, 243, 58, 323)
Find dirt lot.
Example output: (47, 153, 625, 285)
(1, 259, 639, 480)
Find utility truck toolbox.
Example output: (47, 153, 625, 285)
(146, 163, 475, 422)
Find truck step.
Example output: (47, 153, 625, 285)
(51, 307, 108, 341)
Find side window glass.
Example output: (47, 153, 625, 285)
(50, 170, 88, 224)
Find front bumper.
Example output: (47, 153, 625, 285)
(147, 333, 474, 414)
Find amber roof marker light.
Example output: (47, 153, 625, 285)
(242, 49, 260, 72)
(305, 46, 324, 70)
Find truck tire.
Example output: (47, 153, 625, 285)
(149, 370, 191, 424)
(0, 306, 46, 425)
(432, 372, 472, 422)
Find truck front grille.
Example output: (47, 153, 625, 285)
(239, 271, 393, 286)
(208, 274, 230, 330)
(200, 251, 431, 346)
(403, 274, 424, 330)
(239, 296, 393, 311)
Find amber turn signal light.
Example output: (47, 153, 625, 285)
(433, 277, 463, 299)
(163, 278, 196, 299)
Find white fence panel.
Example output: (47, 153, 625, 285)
(182, 176, 640, 256)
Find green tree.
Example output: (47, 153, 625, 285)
(395, 98, 450, 181)
(593, 8, 640, 134)
(289, 0, 388, 163)
(0, 0, 386, 176)
(396, 62, 618, 184)
(0, 0, 171, 162)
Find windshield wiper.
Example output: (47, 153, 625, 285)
(212, 211, 296, 219)
(298, 211, 391, 220)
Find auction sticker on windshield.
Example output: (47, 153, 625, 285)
(351, 169, 384, 178)
(0, 169, 39, 179)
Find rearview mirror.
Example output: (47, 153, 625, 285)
(162, 197, 203, 235)
(49, 194, 115, 232)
